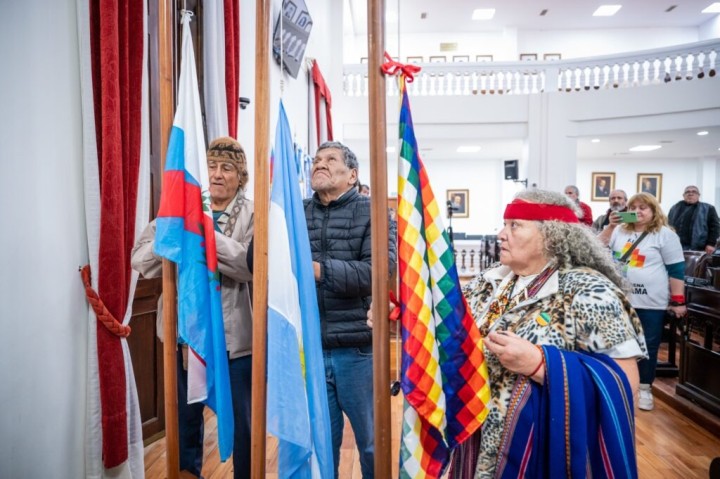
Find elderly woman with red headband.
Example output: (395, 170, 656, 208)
(450, 189, 647, 479)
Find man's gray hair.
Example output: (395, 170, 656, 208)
(514, 189, 626, 289)
(317, 141, 359, 171)
(565, 185, 579, 196)
(612, 189, 628, 200)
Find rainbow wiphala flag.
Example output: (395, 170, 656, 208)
(397, 78, 491, 478)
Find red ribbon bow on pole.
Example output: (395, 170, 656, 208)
(380, 52, 422, 82)
(388, 290, 401, 321)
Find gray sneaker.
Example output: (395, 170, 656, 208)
(638, 384, 654, 411)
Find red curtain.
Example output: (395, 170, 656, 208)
(89, 0, 144, 468)
(224, 0, 239, 138)
(312, 60, 334, 143)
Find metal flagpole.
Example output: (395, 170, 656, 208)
(367, 0, 392, 477)
(157, 0, 179, 476)
(251, 0, 271, 477)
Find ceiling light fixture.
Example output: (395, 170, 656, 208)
(591, 138, 601, 143)
(593, 5, 622, 16)
(472, 8, 496, 20)
(629, 145, 662, 152)
(702, 3, 720, 13)
(457, 146, 482, 153)
(665, 5, 677, 12)
(697, 130, 709, 136)
(540, 9, 548, 16)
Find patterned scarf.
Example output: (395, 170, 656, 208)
(223, 193, 245, 238)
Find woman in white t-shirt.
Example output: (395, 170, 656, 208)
(609, 192, 686, 411)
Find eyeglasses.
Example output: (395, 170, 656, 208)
(684, 190, 699, 195)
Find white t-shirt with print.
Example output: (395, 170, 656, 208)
(609, 226, 684, 310)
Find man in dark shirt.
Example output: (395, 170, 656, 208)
(667, 185, 720, 254)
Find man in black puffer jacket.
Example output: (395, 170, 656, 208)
(304, 141, 397, 479)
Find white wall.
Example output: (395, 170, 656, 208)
(700, 13, 720, 40)
(343, 72, 720, 235)
(241, 0, 338, 199)
(517, 28, 698, 59)
(577, 157, 713, 219)
(0, 0, 88, 477)
(346, 26, 701, 62)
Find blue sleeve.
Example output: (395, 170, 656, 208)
(665, 261, 684, 280)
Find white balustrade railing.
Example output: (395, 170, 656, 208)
(452, 237, 500, 277)
(343, 39, 718, 97)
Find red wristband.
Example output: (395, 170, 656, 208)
(671, 294, 685, 303)
(527, 345, 545, 377)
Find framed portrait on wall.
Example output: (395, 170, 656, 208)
(447, 189, 469, 218)
(476, 55, 494, 62)
(591, 172, 615, 201)
(519, 53, 538, 61)
(544, 53, 562, 61)
(407, 56, 423, 64)
(429, 55, 447, 63)
(452, 55, 470, 63)
(637, 173, 662, 201)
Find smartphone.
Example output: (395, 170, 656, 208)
(617, 211, 638, 223)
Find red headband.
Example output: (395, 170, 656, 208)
(503, 199, 579, 223)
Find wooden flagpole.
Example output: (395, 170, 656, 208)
(158, 0, 179, 477)
(367, 0, 392, 477)
(251, 0, 271, 477)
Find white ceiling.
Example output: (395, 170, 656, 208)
(343, 0, 720, 163)
(348, 0, 720, 34)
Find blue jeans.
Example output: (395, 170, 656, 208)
(324, 345, 375, 478)
(636, 308, 666, 385)
(176, 351, 252, 479)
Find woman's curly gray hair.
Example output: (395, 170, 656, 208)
(513, 189, 626, 289)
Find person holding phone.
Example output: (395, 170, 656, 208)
(594, 189, 628, 244)
(608, 192, 686, 412)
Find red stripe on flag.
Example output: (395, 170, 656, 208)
(157, 170, 206, 238)
(203, 213, 219, 273)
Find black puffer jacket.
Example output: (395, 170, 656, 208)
(304, 189, 397, 349)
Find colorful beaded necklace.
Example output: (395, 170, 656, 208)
(479, 264, 559, 336)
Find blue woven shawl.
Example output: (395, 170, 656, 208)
(495, 345, 638, 479)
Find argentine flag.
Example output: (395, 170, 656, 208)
(267, 101, 333, 478)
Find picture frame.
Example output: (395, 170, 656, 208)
(429, 55, 447, 63)
(476, 55, 494, 62)
(407, 56, 423, 64)
(447, 189, 469, 218)
(637, 173, 663, 202)
(590, 172, 615, 202)
(452, 55, 470, 63)
(519, 53, 538, 61)
(544, 53, 562, 61)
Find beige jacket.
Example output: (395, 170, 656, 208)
(131, 193, 254, 359)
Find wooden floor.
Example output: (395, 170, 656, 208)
(145, 341, 720, 478)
